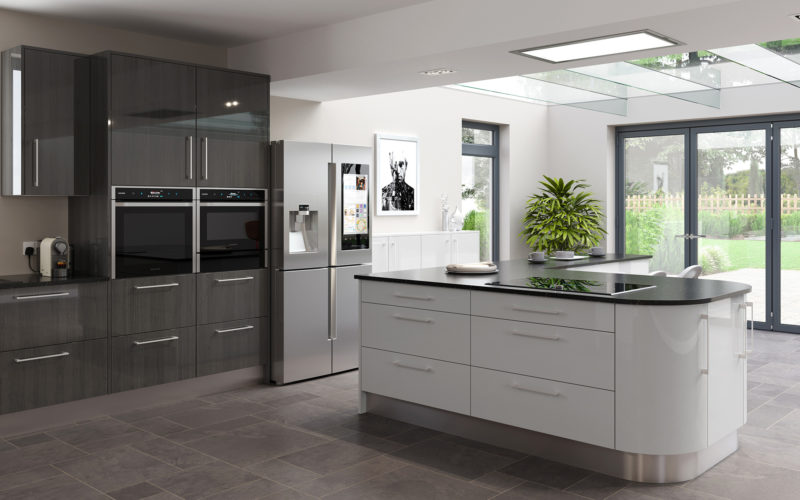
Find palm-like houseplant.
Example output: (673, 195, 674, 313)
(520, 176, 607, 254)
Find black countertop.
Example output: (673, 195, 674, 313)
(0, 274, 108, 290)
(525, 252, 650, 269)
(356, 256, 751, 305)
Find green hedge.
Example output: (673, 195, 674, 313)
(463, 210, 490, 260)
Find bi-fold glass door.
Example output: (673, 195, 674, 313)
(774, 122, 800, 333)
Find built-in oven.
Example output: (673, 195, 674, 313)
(111, 186, 196, 279)
(197, 188, 267, 272)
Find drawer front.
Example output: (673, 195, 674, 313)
(0, 339, 107, 414)
(361, 281, 469, 314)
(471, 291, 614, 332)
(471, 317, 614, 390)
(111, 274, 196, 336)
(196, 269, 269, 325)
(0, 282, 108, 351)
(362, 303, 470, 364)
(110, 327, 196, 393)
(471, 367, 614, 448)
(361, 348, 470, 415)
(197, 317, 267, 376)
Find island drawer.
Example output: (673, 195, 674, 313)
(471, 291, 614, 332)
(362, 303, 470, 364)
(196, 269, 269, 325)
(111, 274, 196, 336)
(471, 366, 614, 448)
(197, 317, 267, 376)
(361, 281, 469, 314)
(471, 317, 614, 390)
(361, 347, 470, 415)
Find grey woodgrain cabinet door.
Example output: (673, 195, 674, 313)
(110, 54, 196, 187)
(0, 339, 107, 414)
(197, 317, 266, 376)
(0, 282, 108, 352)
(196, 68, 268, 188)
(111, 274, 196, 336)
(196, 269, 268, 325)
(21, 48, 82, 195)
(110, 327, 196, 392)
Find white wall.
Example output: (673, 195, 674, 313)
(0, 8, 226, 275)
(546, 83, 800, 252)
(271, 87, 548, 260)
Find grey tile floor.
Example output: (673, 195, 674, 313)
(2, 330, 800, 499)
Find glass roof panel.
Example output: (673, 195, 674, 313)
(629, 51, 779, 88)
(523, 70, 655, 98)
(710, 44, 800, 86)
(759, 38, 800, 65)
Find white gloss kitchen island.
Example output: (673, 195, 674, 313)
(355, 258, 752, 483)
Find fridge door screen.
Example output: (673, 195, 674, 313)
(341, 163, 369, 250)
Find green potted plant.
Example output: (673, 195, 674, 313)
(520, 176, 607, 255)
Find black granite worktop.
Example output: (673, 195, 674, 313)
(356, 256, 751, 306)
(0, 274, 108, 290)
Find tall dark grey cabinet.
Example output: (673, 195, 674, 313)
(1, 46, 88, 196)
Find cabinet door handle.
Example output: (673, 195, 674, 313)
(134, 283, 180, 290)
(215, 276, 254, 283)
(511, 330, 561, 341)
(392, 360, 432, 372)
(392, 293, 433, 301)
(511, 305, 563, 315)
(202, 137, 209, 180)
(737, 303, 747, 359)
(745, 301, 754, 355)
(510, 382, 560, 397)
(214, 325, 254, 334)
(133, 336, 179, 346)
(14, 291, 70, 301)
(186, 136, 193, 180)
(14, 351, 69, 363)
(700, 313, 710, 375)
(392, 313, 433, 324)
(33, 138, 40, 187)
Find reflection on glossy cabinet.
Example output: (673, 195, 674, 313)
(196, 68, 269, 188)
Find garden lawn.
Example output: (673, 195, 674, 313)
(700, 238, 800, 271)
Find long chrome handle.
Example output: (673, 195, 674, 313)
(186, 136, 193, 180)
(215, 276, 254, 283)
(737, 303, 747, 359)
(329, 268, 337, 341)
(675, 234, 708, 240)
(328, 162, 338, 265)
(392, 313, 433, 324)
(134, 283, 180, 290)
(214, 325, 254, 334)
(510, 382, 560, 397)
(14, 291, 70, 301)
(33, 138, 40, 187)
(14, 351, 69, 363)
(746, 301, 754, 355)
(393, 360, 432, 372)
(700, 313, 710, 375)
(511, 305, 563, 315)
(133, 336, 179, 346)
(392, 293, 433, 301)
(203, 137, 209, 180)
(511, 330, 561, 341)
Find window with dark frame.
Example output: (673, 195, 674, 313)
(461, 121, 499, 261)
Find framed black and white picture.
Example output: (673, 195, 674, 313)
(375, 134, 419, 216)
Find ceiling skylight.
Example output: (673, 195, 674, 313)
(514, 31, 679, 63)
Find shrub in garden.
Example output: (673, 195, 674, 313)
(700, 246, 731, 274)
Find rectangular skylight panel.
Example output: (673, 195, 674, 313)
(521, 32, 676, 63)
(710, 44, 800, 83)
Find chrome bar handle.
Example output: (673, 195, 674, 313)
(215, 276, 254, 283)
(392, 293, 433, 301)
(33, 138, 40, 187)
(511, 330, 561, 341)
(737, 303, 747, 359)
(700, 313, 710, 375)
(746, 301, 754, 355)
(202, 137, 209, 180)
(14, 351, 69, 363)
(186, 136, 193, 180)
(511, 305, 563, 315)
(392, 313, 434, 324)
(134, 283, 180, 290)
(510, 382, 560, 397)
(329, 268, 337, 341)
(14, 291, 70, 301)
(133, 336, 179, 346)
(393, 360, 432, 372)
(214, 325, 254, 334)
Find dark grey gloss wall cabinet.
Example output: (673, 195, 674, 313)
(1, 46, 88, 196)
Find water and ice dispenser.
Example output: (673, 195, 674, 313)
(289, 204, 319, 253)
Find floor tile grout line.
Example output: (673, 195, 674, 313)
(49, 462, 116, 499)
(764, 406, 798, 430)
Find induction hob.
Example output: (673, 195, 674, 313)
(486, 277, 656, 296)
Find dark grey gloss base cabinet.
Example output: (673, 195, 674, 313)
(111, 327, 196, 393)
(111, 274, 196, 336)
(197, 318, 267, 376)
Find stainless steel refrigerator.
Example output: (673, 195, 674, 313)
(270, 140, 372, 384)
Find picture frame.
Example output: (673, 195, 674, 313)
(375, 133, 419, 216)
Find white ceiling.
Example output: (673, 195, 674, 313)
(2, 0, 800, 102)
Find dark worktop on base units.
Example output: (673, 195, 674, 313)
(356, 255, 751, 306)
(0, 274, 108, 290)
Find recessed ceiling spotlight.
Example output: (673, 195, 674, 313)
(793, 13, 800, 21)
(419, 68, 456, 76)
(512, 30, 681, 63)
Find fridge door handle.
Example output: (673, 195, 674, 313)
(329, 267, 337, 341)
(328, 162, 338, 266)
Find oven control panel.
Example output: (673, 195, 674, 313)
(199, 189, 266, 202)
(114, 187, 194, 201)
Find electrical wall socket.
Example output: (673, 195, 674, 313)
(22, 240, 40, 256)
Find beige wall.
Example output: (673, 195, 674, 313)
(0, 8, 226, 275)
(271, 88, 548, 260)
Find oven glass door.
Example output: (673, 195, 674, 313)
(114, 204, 194, 278)
(199, 204, 265, 272)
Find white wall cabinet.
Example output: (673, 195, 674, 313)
(372, 231, 480, 273)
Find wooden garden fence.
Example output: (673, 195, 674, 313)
(626, 193, 800, 214)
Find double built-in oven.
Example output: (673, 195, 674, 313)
(111, 186, 267, 279)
